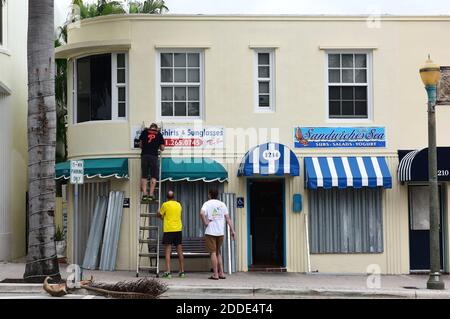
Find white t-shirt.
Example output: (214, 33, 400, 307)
(201, 199, 229, 236)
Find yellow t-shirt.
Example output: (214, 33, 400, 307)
(159, 200, 182, 233)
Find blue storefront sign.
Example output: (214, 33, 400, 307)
(293, 127, 386, 148)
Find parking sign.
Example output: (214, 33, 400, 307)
(70, 160, 84, 184)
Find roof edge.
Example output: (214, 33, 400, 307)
(68, 13, 450, 28)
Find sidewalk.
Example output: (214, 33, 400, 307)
(2, 262, 450, 298)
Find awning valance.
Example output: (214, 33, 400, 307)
(398, 147, 450, 182)
(237, 142, 300, 176)
(55, 158, 128, 180)
(162, 158, 228, 183)
(305, 156, 392, 189)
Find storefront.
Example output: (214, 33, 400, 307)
(304, 156, 392, 255)
(56, 156, 234, 272)
(237, 142, 300, 270)
(398, 147, 450, 272)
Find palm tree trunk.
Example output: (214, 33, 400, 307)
(23, 0, 61, 283)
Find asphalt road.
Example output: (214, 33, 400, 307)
(0, 293, 104, 299)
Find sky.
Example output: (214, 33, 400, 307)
(55, 0, 450, 28)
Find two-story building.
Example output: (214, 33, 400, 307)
(55, 14, 450, 274)
(0, 0, 28, 262)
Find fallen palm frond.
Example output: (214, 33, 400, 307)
(43, 277, 68, 297)
(82, 277, 168, 299)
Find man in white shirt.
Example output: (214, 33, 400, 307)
(200, 189, 236, 280)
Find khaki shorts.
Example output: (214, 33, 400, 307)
(205, 235, 224, 254)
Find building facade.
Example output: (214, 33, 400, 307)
(56, 14, 450, 274)
(0, 0, 28, 261)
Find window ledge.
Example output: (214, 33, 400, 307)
(158, 117, 204, 123)
(319, 45, 378, 50)
(71, 119, 128, 126)
(0, 80, 12, 95)
(254, 109, 275, 114)
(325, 118, 374, 124)
(249, 45, 280, 49)
(155, 45, 211, 49)
(0, 47, 11, 56)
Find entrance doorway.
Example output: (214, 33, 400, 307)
(409, 185, 446, 272)
(248, 179, 284, 270)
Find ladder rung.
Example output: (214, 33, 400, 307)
(139, 253, 158, 257)
(138, 266, 158, 271)
(140, 226, 159, 230)
(140, 200, 160, 205)
(140, 213, 157, 217)
(139, 239, 158, 244)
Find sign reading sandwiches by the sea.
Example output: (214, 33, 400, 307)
(293, 127, 386, 148)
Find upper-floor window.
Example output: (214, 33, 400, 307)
(73, 52, 128, 123)
(327, 52, 371, 119)
(254, 50, 275, 112)
(158, 50, 203, 119)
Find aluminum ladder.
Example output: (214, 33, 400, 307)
(136, 151, 162, 277)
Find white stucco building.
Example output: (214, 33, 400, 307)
(0, 0, 28, 261)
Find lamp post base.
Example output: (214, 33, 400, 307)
(427, 272, 445, 290)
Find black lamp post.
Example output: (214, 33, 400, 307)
(420, 56, 445, 290)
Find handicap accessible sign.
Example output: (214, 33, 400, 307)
(293, 127, 386, 148)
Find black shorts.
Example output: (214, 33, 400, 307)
(141, 155, 159, 179)
(162, 231, 182, 246)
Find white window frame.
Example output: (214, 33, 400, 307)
(254, 49, 275, 113)
(156, 49, 204, 121)
(112, 52, 128, 120)
(72, 52, 128, 124)
(325, 50, 373, 123)
(0, 0, 8, 51)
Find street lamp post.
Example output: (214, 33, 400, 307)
(420, 56, 445, 290)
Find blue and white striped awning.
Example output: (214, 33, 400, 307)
(304, 156, 392, 189)
(238, 142, 300, 176)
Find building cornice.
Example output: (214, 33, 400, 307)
(69, 14, 450, 28)
(55, 39, 131, 59)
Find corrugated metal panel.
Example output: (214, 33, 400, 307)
(285, 174, 308, 273)
(75, 182, 110, 263)
(220, 193, 237, 273)
(384, 156, 409, 274)
(223, 162, 247, 272)
(82, 195, 108, 269)
(309, 188, 383, 253)
(99, 191, 125, 271)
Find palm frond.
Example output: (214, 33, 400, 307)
(141, 0, 169, 14)
(82, 278, 168, 299)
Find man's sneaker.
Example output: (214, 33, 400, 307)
(161, 272, 172, 279)
(141, 195, 148, 203)
(178, 272, 186, 278)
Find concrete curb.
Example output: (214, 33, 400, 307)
(2, 282, 450, 299)
(165, 285, 450, 299)
(0, 283, 44, 294)
(166, 285, 254, 295)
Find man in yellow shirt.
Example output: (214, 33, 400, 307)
(158, 191, 184, 278)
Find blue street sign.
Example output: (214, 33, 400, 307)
(237, 197, 244, 208)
